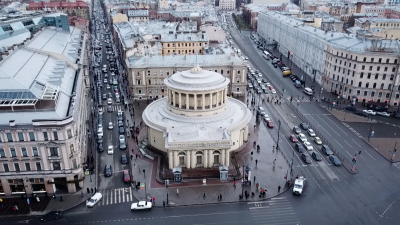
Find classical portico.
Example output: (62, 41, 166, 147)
(143, 66, 251, 170)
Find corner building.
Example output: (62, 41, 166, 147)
(143, 66, 251, 169)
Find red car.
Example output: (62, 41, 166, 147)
(269, 86, 274, 90)
(123, 170, 131, 183)
(266, 120, 274, 128)
(290, 135, 298, 143)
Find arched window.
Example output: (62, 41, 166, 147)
(380, 83, 384, 89)
(366, 82, 369, 88)
(373, 83, 376, 88)
(196, 151, 203, 155)
(178, 151, 186, 156)
(213, 150, 221, 155)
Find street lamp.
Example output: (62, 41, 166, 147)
(276, 120, 281, 149)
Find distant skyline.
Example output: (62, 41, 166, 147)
(252, 0, 290, 5)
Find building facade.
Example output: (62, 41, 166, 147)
(161, 31, 209, 56)
(220, 0, 236, 10)
(142, 66, 251, 170)
(29, 1, 89, 20)
(127, 10, 149, 22)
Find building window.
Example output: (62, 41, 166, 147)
(10, 148, 16, 157)
(50, 147, 58, 156)
(7, 133, 13, 142)
(70, 144, 74, 154)
(384, 67, 388, 72)
(358, 82, 362, 87)
(52, 162, 61, 170)
(67, 129, 72, 139)
(29, 132, 35, 141)
(25, 163, 31, 171)
(36, 162, 41, 171)
(14, 163, 20, 172)
(364, 91, 368, 96)
(390, 75, 394, 81)
(148, 79, 151, 85)
(379, 58, 382, 63)
(369, 66, 373, 71)
(386, 59, 390, 63)
(378, 92, 383, 97)
(371, 58, 374, 62)
(377, 66, 380, 71)
(32, 147, 38, 156)
(363, 57, 366, 62)
(392, 67, 396, 72)
(18, 132, 24, 141)
(366, 83, 369, 88)
(367, 73, 371, 79)
(371, 91, 375, 97)
(53, 132, 58, 141)
(386, 93, 390, 98)
(21, 148, 27, 157)
(3, 164, 9, 172)
(0, 148, 4, 157)
(43, 132, 48, 141)
(360, 73, 363, 78)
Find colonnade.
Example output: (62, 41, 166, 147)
(167, 89, 227, 110)
(168, 149, 230, 169)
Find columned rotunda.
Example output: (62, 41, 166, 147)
(142, 66, 251, 170)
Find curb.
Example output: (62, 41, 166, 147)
(360, 137, 400, 163)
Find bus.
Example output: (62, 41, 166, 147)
(263, 51, 271, 60)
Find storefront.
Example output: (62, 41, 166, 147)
(9, 179, 25, 195)
(31, 178, 46, 193)
(0, 183, 4, 195)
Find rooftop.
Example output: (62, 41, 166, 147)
(127, 10, 149, 17)
(0, 26, 83, 125)
(161, 31, 208, 42)
(356, 18, 400, 24)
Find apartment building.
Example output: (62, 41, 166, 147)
(127, 46, 248, 100)
(355, 18, 400, 39)
(161, 31, 209, 56)
(0, 25, 89, 196)
(127, 10, 149, 22)
(220, 0, 236, 10)
(29, 1, 89, 20)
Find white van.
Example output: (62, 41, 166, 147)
(87, 193, 102, 207)
(263, 51, 271, 60)
(303, 87, 313, 96)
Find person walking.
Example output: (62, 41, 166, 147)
(176, 189, 179, 196)
(95, 187, 97, 193)
(255, 159, 258, 166)
(273, 159, 276, 166)
(131, 154, 133, 160)
(87, 187, 90, 194)
(91, 188, 94, 194)
(220, 194, 222, 200)
(254, 176, 256, 183)
(203, 193, 206, 199)
(278, 186, 281, 193)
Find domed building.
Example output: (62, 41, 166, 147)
(142, 66, 252, 170)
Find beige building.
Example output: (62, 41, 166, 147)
(127, 10, 149, 22)
(0, 27, 89, 196)
(112, 13, 128, 24)
(220, 0, 236, 10)
(127, 47, 248, 100)
(161, 31, 209, 56)
(323, 41, 400, 105)
(355, 18, 400, 39)
(142, 66, 251, 170)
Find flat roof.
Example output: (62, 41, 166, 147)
(161, 32, 208, 42)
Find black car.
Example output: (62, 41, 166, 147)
(321, 145, 333, 155)
(329, 155, 341, 166)
(41, 211, 62, 222)
(104, 165, 112, 177)
(293, 126, 301, 134)
(312, 152, 322, 161)
(355, 110, 365, 116)
(301, 154, 312, 164)
(121, 154, 128, 164)
(119, 126, 125, 134)
(300, 123, 309, 130)
(345, 106, 357, 111)
(295, 143, 304, 153)
(98, 143, 104, 152)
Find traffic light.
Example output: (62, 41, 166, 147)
(352, 158, 356, 163)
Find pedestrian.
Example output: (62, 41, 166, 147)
(255, 159, 258, 166)
(87, 187, 90, 194)
(81, 191, 84, 198)
(273, 159, 276, 165)
(153, 197, 155, 205)
(177, 189, 179, 196)
(136, 154, 138, 159)
(60, 196, 63, 201)
(131, 154, 133, 160)
(91, 188, 94, 194)
(220, 194, 222, 200)
(254, 176, 256, 183)
(203, 193, 206, 199)
(132, 149, 134, 153)
(278, 186, 281, 193)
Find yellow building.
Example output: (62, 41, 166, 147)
(112, 13, 128, 24)
(161, 32, 209, 56)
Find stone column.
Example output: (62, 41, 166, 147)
(194, 94, 197, 109)
(186, 94, 189, 109)
(179, 92, 182, 108)
(204, 150, 208, 168)
(191, 150, 196, 169)
(168, 150, 173, 169)
(186, 150, 190, 169)
(171, 91, 175, 106)
(174, 151, 179, 167)
(222, 149, 226, 166)
(208, 149, 213, 167)
(216, 91, 219, 107)
(202, 94, 205, 109)
(226, 150, 230, 167)
(244, 125, 249, 142)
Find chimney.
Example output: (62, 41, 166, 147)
(9, 120, 15, 127)
(202, 34, 204, 39)
(175, 33, 177, 39)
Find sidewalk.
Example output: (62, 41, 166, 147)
(126, 97, 296, 207)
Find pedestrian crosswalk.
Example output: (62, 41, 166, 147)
(95, 188, 134, 207)
(98, 105, 123, 112)
(287, 96, 320, 103)
(248, 197, 300, 224)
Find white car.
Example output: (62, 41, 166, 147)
(107, 145, 114, 154)
(107, 98, 112, 105)
(108, 122, 113, 130)
(363, 109, 376, 115)
(86, 193, 102, 207)
(131, 201, 152, 210)
(263, 114, 271, 121)
(377, 112, 390, 117)
(303, 141, 313, 151)
(298, 133, 307, 143)
(307, 129, 316, 137)
(271, 89, 276, 94)
(98, 107, 103, 115)
(293, 176, 305, 195)
(266, 83, 271, 87)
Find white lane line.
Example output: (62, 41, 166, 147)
(306, 115, 332, 136)
(343, 140, 353, 148)
(122, 189, 125, 203)
(316, 114, 340, 136)
(334, 139, 344, 149)
(129, 187, 132, 202)
(282, 136, 304, 166)
(352, 139, 362, 147)
(105, 191, 108, 205)
(345, 150, 352, 158)
(109, 190, 112, 205)
(118, 188, 121, 203)
(364, 150, 376, 160)
(324, 114, 347, 134)
(359, 154, 366, 160)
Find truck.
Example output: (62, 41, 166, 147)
(293, 176, 306, 195)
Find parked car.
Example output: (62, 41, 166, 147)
(345, 106, 357, 111)
(40, 211, 62, 222)
(86, 193, 102, 207)
(119, 126, 125, 134)
(98, 143, 104, 152)
(131, 201, 152, 210)
(104, 165, 112, 177)
(377, 112, 390, 117)
(329, 155, 341, 166)
(321, 145, 333, 155)
(266, 120, 274, 128)
(363, 109, 376, 115)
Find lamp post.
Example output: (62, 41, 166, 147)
(276, 120, 281, 149)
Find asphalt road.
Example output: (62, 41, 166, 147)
(91, 7, 130, 193)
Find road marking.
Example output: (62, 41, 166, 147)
(345, 150, 352, 158)
(306, 115, 332, 136)
(364, 149, 376, 160)
(122, 189, 125, 202)
(316, 114, 340, 136)
(129, 187, 132, 201)
(352, 139, 362, 147)
(324, 114, 347, 134)
(343, 140, 353, 148)
(334, 139, 344, 149)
